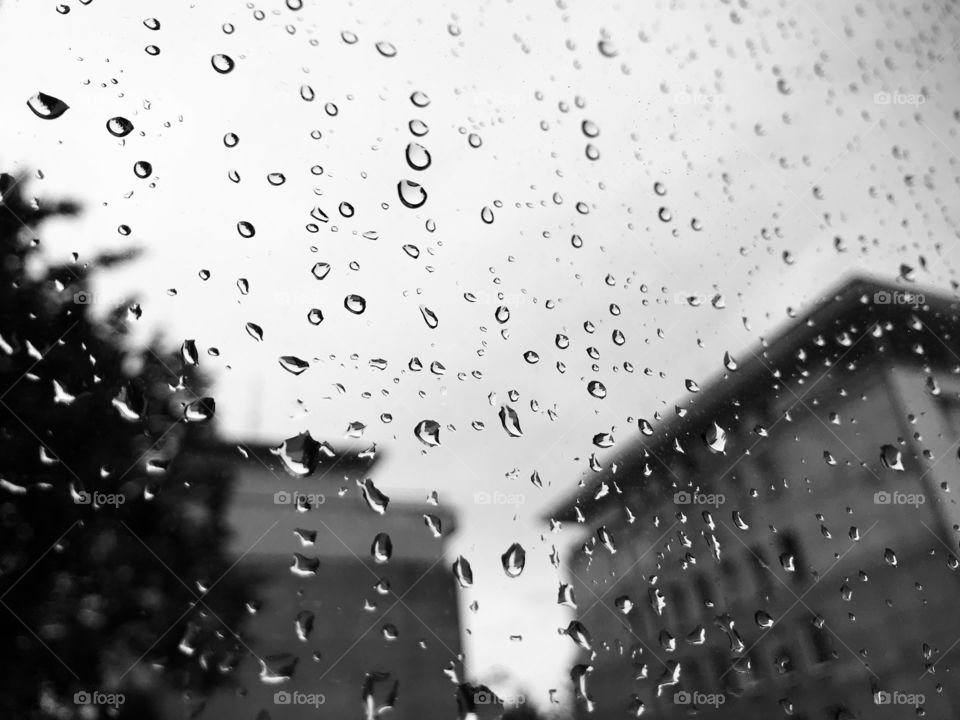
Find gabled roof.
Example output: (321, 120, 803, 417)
(546, 274, 960, 523)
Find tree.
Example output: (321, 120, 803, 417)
(0, 171, 248, 718)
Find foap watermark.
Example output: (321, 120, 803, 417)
(474, 491, 525, 506)
(274, 490, 325, 507)
(671, 291, 718, 307)
(274, 691, 325, 707)
(673, 92, 725, 106)
(875, 691, 924, 707)
(874, 491, 925, 507)
(71, 290, 136, 308)
(674, 691, 726, 707)
(74, 490, 126, 507)
(74, 691, 125, 707)
(674, 491, 725, 507)
(475, 691, 526, 707)
(873, 91, 925, 106)
(873, 290, 924, 307)
(468, 290, 529, 307)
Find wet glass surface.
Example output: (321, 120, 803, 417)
(2, 2, 960, 719)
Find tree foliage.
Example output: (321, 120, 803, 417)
(0, 172, 245, 718)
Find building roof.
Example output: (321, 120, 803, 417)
(545, 274, 960, 523)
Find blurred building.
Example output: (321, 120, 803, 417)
(161, 440, 462, 720)
(548, 276, 960, 719)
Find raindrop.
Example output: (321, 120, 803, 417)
(274, 431, 320, 477)
(371, 533, 393, 563)
(375, 41, 397, 57)
(880, 444, 904, 471)
(501, 543, 526, 577)
(405, 142, 431, 170)
(245, 322, 264, 341)
(311, 262, 331, 280)
(307, 308, 324, 325)
(237, 221, 255, 238)
(211, 53, 235, 73)
(106, 116, 134, 137)
(133, 161, 152, 178)
(410, 91, 431, 107)
(358, 478, 390, 514)
(181, 339, 199, 366)
(755, 610, 775, 629)
(267, 172, 286, 186)
(291, 554, 320, 577)
(587, 380, 606, 399)
(453, 556, 474, 588)
(597, 39, 618, 57)
(344, 294, 367, 314)
(499, 405, 523, 437)
(419, 305, 439, 329)
(414, 420, 441, 447)
(397, 180, 427, 208)
(278, 356, 310, 375)
(481, 206, 495, 224)
(295, 611, 314, 641)
(26, 91, 69, 120)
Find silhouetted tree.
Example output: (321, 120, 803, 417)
(0, 171, 248, 718)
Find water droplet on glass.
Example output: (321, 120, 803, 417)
(344, 294, 367, 314)
(405, 142, 431, 170)
(274, 431, 321, 477)
(397, 180, 427, 208)
(211, 53, 235, 73)
(237, 221, 255, 238)
(410, 91, 431, 107)
(501, 543, 526, 577)
(499, 405, 523, 437)
(453, 556, 474, 588)
(371, 533, 393, 563)
(880, 444, 905, 471)
(26, 91, 69, 120)
(106, 116, 134, 137)
(587, 380, 607, 399)
(278, 355, 310, 375)
(419, 305, 439, 329)
(311, 262, 331, 280)
(415, 420, 441, 447)
(181, 339, 199, 366)
(597, 39, 618, 57)
(183, 397, 215, 423)
(358, 477, 390, 514)
(133, 160, 152, 178)
(375, 41, 397, 57)
(295, 611, 314, 641)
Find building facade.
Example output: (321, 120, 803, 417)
(549, 277, 960, 719)
(160, 441, 463, 720)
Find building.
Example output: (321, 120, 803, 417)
(159, 438, 463, 720)
(547, 276, 960, 719)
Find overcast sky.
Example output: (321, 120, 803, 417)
(2, 0, 959, 709)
